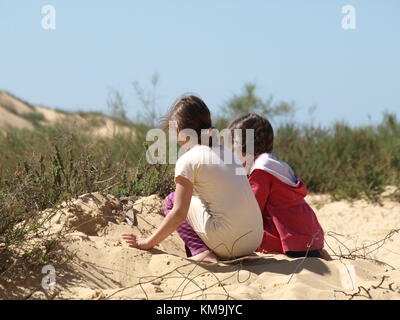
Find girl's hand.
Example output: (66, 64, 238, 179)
(121, 233, 153, 250)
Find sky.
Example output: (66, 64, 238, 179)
(1, 0, 399, 127)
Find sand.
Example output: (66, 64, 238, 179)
(1, 188, 399, 300)
(0, 91, 33, 114)
(0, 91, 136, 139)
(34, 105, 69, 124)
(0, 106, 34, 130)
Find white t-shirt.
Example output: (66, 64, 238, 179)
(175, 145, 263, 259)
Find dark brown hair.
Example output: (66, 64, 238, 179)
(163, 94, 213, 145)
(228, 113, 274, 157)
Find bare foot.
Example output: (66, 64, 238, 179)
(320, 248, 333, 261)
(189, 250, 218, 263)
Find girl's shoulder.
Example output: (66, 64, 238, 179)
(176, 145, 210, 165)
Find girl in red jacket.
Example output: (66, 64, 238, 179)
(228, 113, 331, 260)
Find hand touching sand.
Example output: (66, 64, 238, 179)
(121, 233, 153, 250)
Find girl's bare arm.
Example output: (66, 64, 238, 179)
(122, 176, 193, 249)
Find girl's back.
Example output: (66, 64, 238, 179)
(175, 145, 263, 258)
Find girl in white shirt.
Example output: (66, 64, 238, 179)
(122, 95, 263, 262)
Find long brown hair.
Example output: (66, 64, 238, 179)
(163, 94, 214, 146)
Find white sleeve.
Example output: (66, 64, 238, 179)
(174, 155, 196, 185)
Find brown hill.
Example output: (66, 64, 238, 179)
(0, 90, 135, 138)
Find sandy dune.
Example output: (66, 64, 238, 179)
(0, 107, 35, 130)
(2, 189, 399, 300)
(0, 90, 135, 138)
(34, 105, 69, 124)
(0, 91, 33, 114)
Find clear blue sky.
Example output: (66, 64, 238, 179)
(1, 0, 399, 126)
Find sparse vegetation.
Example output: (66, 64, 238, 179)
(216, 84, 399, 202)
(19, 112, 46, 127)
(214, 82, 295, 129)
(273, 112, 400, 201)
(0, 121, 174, 282)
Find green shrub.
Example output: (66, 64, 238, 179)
(273, 113, 400, 201)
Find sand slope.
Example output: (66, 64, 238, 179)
(2, 189, 399, 300)
(0, 106, 35, 130)
(0, 90, 135, 139)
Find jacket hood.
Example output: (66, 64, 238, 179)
(250, 153, 299, 186)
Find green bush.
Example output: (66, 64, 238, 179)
(273, 113, 400, 201)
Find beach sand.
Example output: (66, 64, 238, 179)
(2, 189, 399, 300)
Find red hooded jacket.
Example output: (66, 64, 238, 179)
(248, 153, 324, 253)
